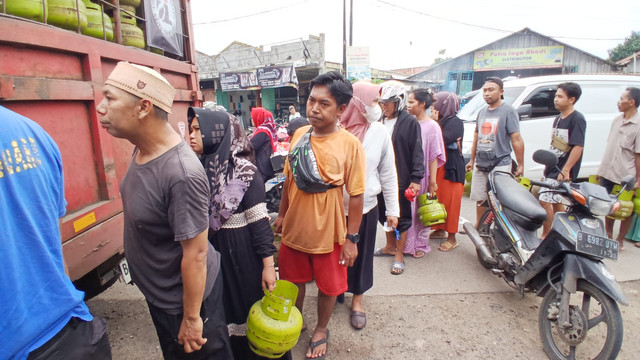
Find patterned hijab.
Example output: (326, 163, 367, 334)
(251, 107, 277, 151)
(434, 91, 461, 122)
(341, 81, 381, 142)
(187, 107, 256, 231)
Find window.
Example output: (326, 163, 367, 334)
(522, 87, 559, 118)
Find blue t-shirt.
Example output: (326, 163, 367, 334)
(0, 106, 92, 359)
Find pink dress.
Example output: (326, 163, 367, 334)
(404, 119, 446, 255)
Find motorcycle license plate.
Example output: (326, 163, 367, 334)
(575, 231, 618, 260)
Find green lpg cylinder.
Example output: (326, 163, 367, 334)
(417, 194, 447, 227)
(246, 280, 302, 358)
(1, 0, 47, 22)
(119, 0, 140, 7)
(83, 2, 113, 41)
(114, 5, 144, 48)
(47, 0, 88, 31)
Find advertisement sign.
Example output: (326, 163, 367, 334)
(473, 46, 564, 71)
(144, 0, 184, 56)
(346, 46, 371, 81)
(257, 65, 298, 89)
(220, 71, 259, 91)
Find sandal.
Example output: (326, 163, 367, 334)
(305, 329, 329, 359)
(373, 248, 395, 257)
(412, 250, 425, 258)
(438, 241, 459, 252)
(635, 242, 640, 248)
(390, 261, 405, 275)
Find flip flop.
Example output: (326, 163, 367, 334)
(438, 242, 459, 252)
(373, 248, 395, 257)
(412, 250, 425, 258)
(305, 329, 329, 359)
(391, 261, 405, 275)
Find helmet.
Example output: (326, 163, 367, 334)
(379, 80, 407, 114)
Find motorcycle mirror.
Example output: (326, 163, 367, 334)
(532, 149, 558, 167)
(620, 175, 635, 191)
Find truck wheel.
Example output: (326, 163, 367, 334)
(539, 280, 623, 360)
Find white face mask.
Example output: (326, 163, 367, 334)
(363, 104, 382, 123)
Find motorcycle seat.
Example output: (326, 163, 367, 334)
(492, 172, 547, 231)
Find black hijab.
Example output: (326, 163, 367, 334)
(188, 107, 256, 231)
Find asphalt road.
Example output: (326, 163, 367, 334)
(87, 196, 640, 359)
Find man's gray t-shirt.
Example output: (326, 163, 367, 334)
(475, 103, 520, 167)
(120, 141, 219, 314)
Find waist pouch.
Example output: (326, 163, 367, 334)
(476, 152, 509, 173)
(288, 129, 337, 193)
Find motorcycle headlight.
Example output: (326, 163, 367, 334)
(589, 196, 613, 216)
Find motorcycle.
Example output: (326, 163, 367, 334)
(464, 149, 631, 360)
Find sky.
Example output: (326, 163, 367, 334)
(190, 0, 640, 71)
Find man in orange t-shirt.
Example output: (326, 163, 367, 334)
(274, 71, 365, 360)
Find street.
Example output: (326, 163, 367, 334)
(87, 196, 640, 359)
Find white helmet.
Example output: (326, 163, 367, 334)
(379, 80, 408, 114)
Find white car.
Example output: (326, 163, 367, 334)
(459, 74, 640, 180)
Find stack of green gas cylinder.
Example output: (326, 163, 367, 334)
(1, 0, 144, 47)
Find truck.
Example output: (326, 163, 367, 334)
(0, 0, 202, 298)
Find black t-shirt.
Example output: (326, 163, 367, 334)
(544, 110, 586, 179)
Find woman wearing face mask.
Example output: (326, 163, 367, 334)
(337, 81, 399, 329)
(187, 108, 285, 360)
(404, 88, 446, 258)
(429, 92, 465, 252)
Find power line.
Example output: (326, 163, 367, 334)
(375, 0, 626, 41)
(193, 0, 311, 25)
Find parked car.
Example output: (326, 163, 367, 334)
(460, 89, 480, 108)
(459, 74, 640, 180)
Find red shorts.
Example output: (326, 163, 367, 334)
(278, 243, 347, 296)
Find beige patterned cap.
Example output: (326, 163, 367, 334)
(105, 61, 175, 114)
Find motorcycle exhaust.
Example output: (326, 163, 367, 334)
(463, 222, 497, 266)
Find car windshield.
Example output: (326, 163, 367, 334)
(457, 86, 525, 122)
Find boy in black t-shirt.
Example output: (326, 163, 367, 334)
(539, 82, 586, 238)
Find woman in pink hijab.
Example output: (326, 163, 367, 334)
(338, 81, 399, 329)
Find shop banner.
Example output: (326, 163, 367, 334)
(256, 66, 298, 89)
(144, 0, 183, 56)
(473, 46, 564, 71)
(220, 71, 259, 91)
(346, 46, 371, 81)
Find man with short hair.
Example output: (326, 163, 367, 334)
(597, 87, 640, 250)
(466, 77, 525, 226)
(1, 105, 112, 360)
(274, 71, 366, 360)
(96, 62, 232, 359)
(539, 82, 586, 238)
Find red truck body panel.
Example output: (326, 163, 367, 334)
(0, 2, 201, 284)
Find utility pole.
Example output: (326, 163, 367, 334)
(349, 0, 353, 46)
(342, 0, 347, 74)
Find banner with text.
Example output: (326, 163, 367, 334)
(257, 65, 298, 89)
(220, 71, 259, 91)
(346, 46, 371, 81)
(473, 46, 564, 71)
(144, 0, 184, 56)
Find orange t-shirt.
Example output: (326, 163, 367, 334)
(282, 126, 366, 254)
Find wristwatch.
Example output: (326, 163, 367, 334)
(346, 233, 360, 244)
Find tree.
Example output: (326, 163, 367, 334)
(433, 49, 452, 65)
(608, 31, 640, 62)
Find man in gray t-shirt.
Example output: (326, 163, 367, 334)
(466, 77, 525, 226)
(97, 62, 232, 359)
